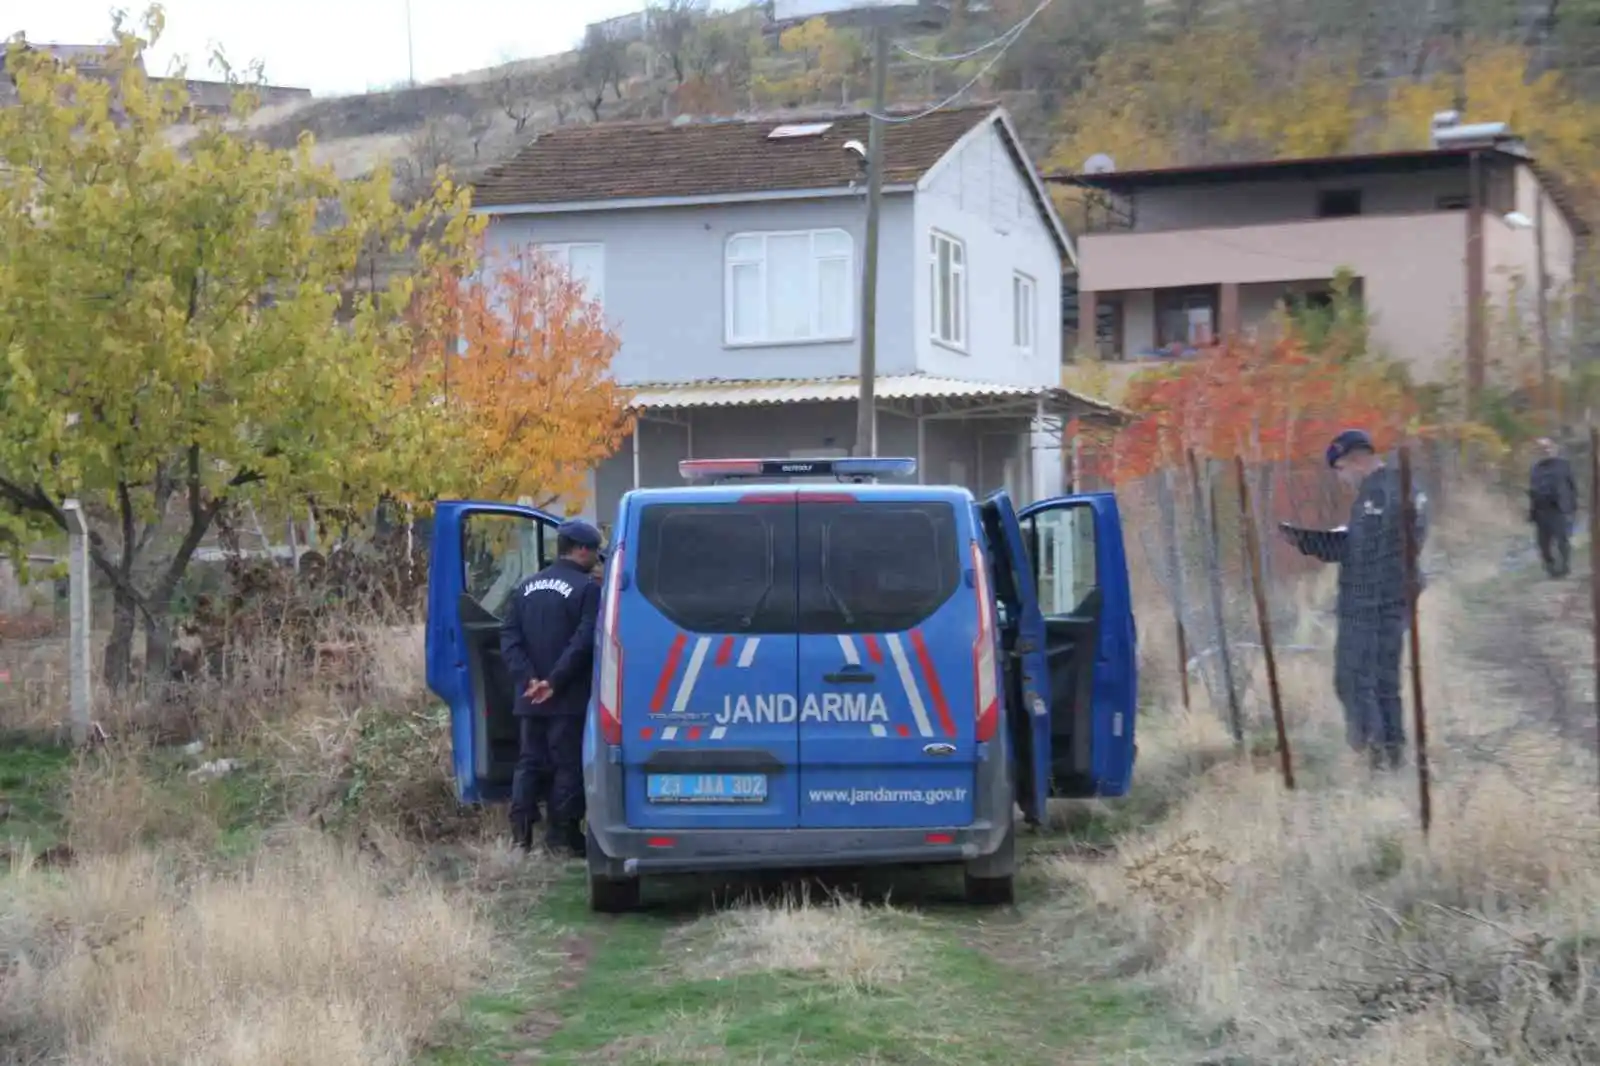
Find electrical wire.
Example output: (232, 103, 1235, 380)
(864, 0, 1056, 124)
(892, 0, 1058, 65)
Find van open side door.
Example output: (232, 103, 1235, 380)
(425, 500, 563, 804)
(979, 491, 1052, 826)
(1017, 492, 1138, 798)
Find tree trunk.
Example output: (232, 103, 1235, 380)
(104, 587, 138, 689)
(141, 607, 173, 684)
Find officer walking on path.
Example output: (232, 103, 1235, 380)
(1527, 437, 1578, 578)
(1280, 430, 1429, 770)
(499, 519, 604, 856)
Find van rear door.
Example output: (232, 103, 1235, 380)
(425, 501, 560, 804)
(617, 492, 801, 830)
(1018, 492, 1138, 798)
(979, 491, 1053, 827)
(795, 490, 978, 829)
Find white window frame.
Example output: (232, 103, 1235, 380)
(929, 230, 967, 351)
(724, 228, 855, 347)
(535, 241, 605, 307)
(1013, 271, 1035, 354)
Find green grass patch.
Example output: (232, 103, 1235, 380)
(437, 861, 1196, 1066)
(0, 742, 71, 853)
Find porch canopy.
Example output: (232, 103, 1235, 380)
(622, 373, 1128, 489)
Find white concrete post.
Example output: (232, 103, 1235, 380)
(63, 499, 91, 747)
(632, 423, 642, 490)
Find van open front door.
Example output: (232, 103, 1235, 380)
(425, 501, 562, 805)
(1016, 492, 1138, 798)
(979, 491, 1052, 826)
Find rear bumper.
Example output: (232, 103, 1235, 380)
(586, 818, 1010, 877)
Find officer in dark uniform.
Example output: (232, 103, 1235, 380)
(1280, 430, 1428, 770)
(499, 519, 604, 855)
(1528, 437, 1577, 578)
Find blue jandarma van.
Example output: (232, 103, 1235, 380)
(425, 457, 1137, 912)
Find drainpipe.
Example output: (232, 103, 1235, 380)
(1466, 150, 1487, 410)
(1534, 183, 1553, 426)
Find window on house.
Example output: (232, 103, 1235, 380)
(1012, 272, 1036, 353)
(930, 230, 967, 349)
(1316, 189, 1362, 218)
(724, 229, 854, 345)
(1154, 287, 1217, 349)
(536, 242, 605, 306)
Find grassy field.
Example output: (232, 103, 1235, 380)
(2, 491, 1597, 1065)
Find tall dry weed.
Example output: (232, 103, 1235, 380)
(0, 831, 489, 1066)
(1049, 483, 1600, 1063)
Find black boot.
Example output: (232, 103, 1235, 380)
(544, 820, 587, 859)
(512, 818, 535, 853)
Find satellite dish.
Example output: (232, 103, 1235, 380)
(1083, 153, 1117, 175)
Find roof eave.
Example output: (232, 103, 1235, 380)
(472, 183, 918, 216)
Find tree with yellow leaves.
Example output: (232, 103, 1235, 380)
(0, 9, 481, 686)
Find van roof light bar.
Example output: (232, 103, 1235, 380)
(678, 457, 918, 484)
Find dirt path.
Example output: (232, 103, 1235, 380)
(1457, 539, 1597, 757)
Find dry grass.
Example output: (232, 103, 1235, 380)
(1044, 487, 1600, 1064)
(677, 888, 915, 992)
(0, 831, 490, 1066)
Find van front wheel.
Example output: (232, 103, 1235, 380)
(962, 821, 1016, 906)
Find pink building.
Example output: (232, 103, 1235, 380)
(1061, 122, 1585, 395)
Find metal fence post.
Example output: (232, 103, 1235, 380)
(63, 499, 92, 746)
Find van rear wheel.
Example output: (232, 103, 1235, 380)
(586, 829, 641, 913)
(962, 820, 1016, 906)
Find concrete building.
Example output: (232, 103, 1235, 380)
(1064, 119, 1585, 395)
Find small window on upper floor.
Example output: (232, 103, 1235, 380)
(536, 242, 606, 307)
(725, 229, 854, 346)
(1012, 272, 1036, 354)
(930, 230, 967, 350)
(1316, 189, 1363, 218)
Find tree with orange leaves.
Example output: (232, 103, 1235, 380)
(407, 246, 634, 510)
(1080, 333, 1417, 486)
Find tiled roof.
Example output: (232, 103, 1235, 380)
(471, 104, 1000, 208)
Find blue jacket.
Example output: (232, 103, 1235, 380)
(499, 558, 601, 717)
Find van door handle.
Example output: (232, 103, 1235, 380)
(824, 668, 877, 684)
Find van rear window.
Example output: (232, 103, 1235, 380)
(635, 504, 797, 633)
(632, 499, 960, 635)
(799, 501, 960, 633)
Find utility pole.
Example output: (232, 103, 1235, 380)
(406, 0, 416, 86)
(855, 25, 889, 458)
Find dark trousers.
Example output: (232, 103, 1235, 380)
(1534, 509, 1572, 577)
(1334, 610, 1407, 770)
(510, 714, 585, 843)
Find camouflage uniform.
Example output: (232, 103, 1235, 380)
(1290, 465, 1428, 769)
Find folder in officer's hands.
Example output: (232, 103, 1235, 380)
(1279, 522, 1347, 560)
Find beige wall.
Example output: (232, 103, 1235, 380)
(1081, 213, 1470, 379)
(1124, 170, 1472, 232)
(1481, 164, 1579, 367)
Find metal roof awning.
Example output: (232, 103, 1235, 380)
(628, 374, 1127, 425)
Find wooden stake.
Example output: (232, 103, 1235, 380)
(1236, 456, 1293, 789)
(1398, 445, 1430, 835)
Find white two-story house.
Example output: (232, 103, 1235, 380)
(469, 103, 1120, 524)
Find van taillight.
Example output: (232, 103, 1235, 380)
(597, 546, 625, 746)
(970, 540, 999, 743)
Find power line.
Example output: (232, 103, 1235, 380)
(865, 0, 1056, 124)
(892, 0, 1057, 65)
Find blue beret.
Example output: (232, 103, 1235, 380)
(1326, 429, 1374, 468)
(556, 519, 603, 549)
